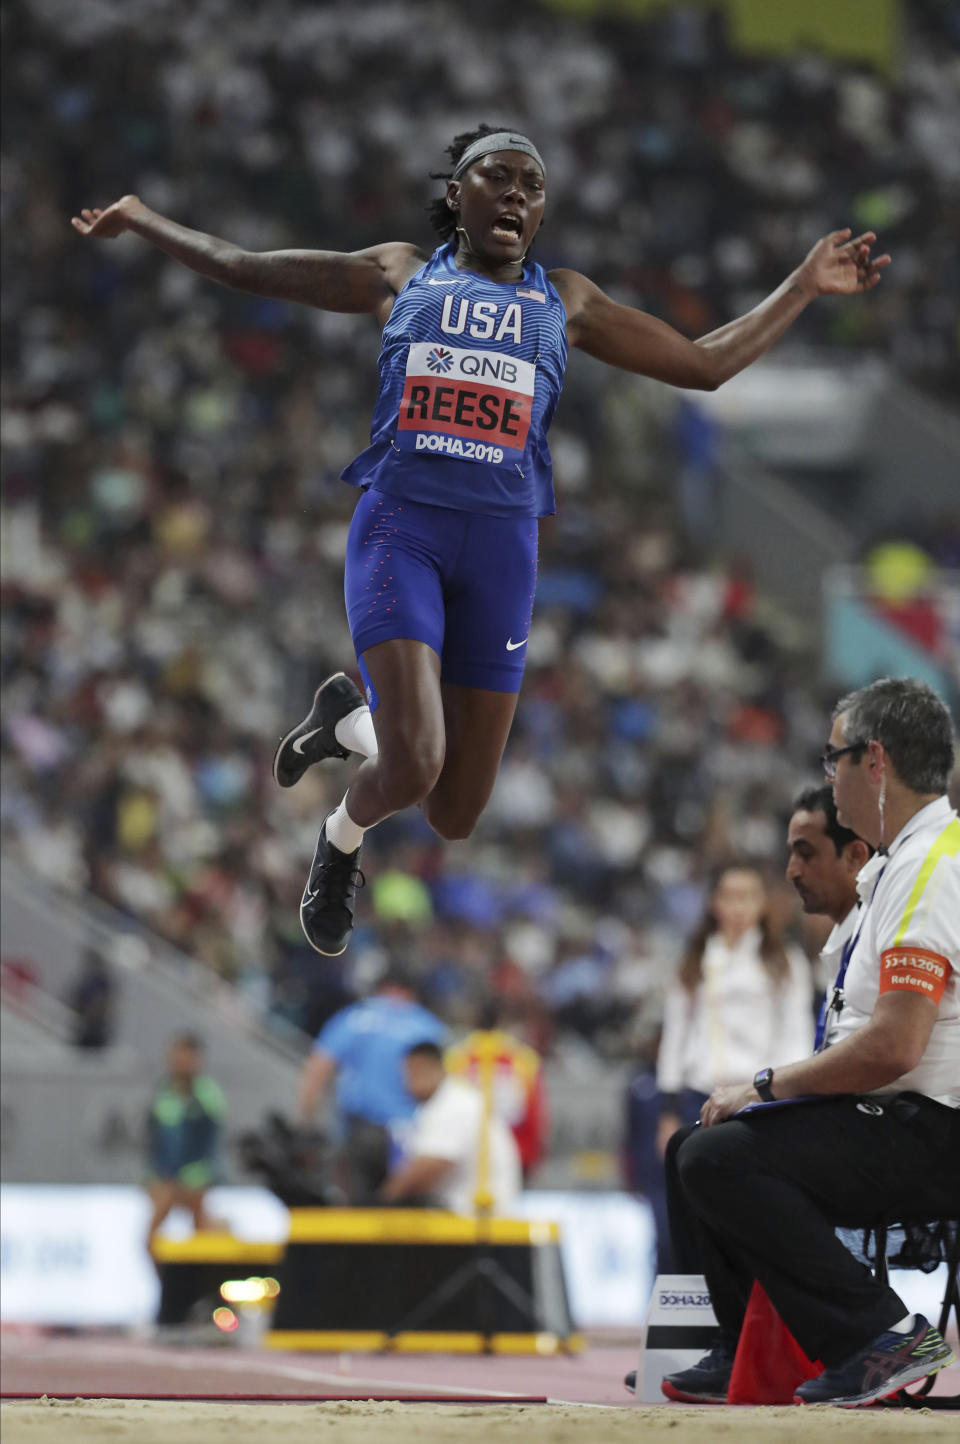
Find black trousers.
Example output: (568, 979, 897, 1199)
(667, 1093, 960, 1367)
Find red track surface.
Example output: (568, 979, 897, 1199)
(2, 1331, 957, 1408)
(0, 1334, 638, 1406)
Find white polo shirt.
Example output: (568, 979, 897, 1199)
(823, 795, 960, 1106)
(409, 1076, 522, 1215)
(818, 903, 861, 995)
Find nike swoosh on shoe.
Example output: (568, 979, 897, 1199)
(292, 728, 325, 756)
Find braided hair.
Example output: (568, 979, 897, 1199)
(426, 123, 522, 241)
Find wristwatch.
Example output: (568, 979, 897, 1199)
(753, 1067, 775, 1102)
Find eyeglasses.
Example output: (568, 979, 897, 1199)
(821, 741, 867, 780)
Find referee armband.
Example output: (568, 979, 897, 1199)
(879, 947, 949, 1005)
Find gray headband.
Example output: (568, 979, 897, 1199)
(451, 132, 545, 182)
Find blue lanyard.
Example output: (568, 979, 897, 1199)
(814, 864, 888, 1053)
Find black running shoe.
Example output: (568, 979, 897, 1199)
(299, 818, 364, 956)
(273, 673, 366, 788)
(662, 1340, 736, 1404)
(794, 1315, 954, 1407)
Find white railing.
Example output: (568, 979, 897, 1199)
(0, 853, 308, 1065)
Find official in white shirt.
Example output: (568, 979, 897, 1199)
(665, 677, 960, 1408)
(380, 1041, 521, 1215)
(785, 782, 873, 1037)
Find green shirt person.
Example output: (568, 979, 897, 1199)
(145, 1032, 226, 1240)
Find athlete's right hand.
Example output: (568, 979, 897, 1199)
(70, 195, 142, 239)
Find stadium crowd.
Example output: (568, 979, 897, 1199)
(3, 0, 958, 1055)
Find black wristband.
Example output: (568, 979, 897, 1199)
(753, 1067, 775, 1102)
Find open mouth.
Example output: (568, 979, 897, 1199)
(491, 213, 523, 243)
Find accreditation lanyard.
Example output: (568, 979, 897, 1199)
(813, 863, 888, 1053)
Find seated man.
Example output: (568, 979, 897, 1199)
(664, 677, 959, 1408)
(786, 782, 873, 1009)
(380, 1041, 522, 1214)
(296, 962, 447, 1202)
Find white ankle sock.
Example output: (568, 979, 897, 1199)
(334, 705, 378, 759)
(325, 796, 366, 854)
(888, 1313, 915, 1334)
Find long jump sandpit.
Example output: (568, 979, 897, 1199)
(2, 1329, 956, 1443)
(3, 1398, 959, 1444)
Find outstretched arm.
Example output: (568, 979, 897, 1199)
(554, 229, 890, 391)
(71, 195, 425, 322)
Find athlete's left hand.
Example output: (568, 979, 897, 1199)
(699, 1082, 758, 1127)
(797, 229, 891, 298)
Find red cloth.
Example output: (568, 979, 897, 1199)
(727, 1282, 822, 1404)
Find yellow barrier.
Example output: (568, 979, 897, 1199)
(266, 1329, 586, 1354)
(151, 1214, 576, 1348)
(285, 1210, 560, 1246)
(150, 1232, 283, 1264)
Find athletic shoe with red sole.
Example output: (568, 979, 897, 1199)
(793, 1314, 954, 1407)
(661, 1341, 736, 1403)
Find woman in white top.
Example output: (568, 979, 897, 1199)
(652, 864, 813, 1270)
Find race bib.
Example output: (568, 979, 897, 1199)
(396, 342, 535, 467)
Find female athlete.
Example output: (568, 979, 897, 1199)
(73, 124, 889, 957)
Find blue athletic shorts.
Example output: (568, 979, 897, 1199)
(344, 488, 538, 694)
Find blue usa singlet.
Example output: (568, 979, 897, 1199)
(341, 242, 568, 518)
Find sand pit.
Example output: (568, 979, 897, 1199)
(2, 1399, 957, 1444)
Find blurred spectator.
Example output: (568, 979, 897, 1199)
(445, 997, 549, 1181)
(296, 961, 447, 1202)
(381, 1040, 522, 1214)
(651, 862, 813, 1269)
(67, 946, 116, 1049)
(145, 1031, 225, 1238)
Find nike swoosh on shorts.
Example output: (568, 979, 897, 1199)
(505, 638, 527, 651)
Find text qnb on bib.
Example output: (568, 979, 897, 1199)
(397, 342, 536, 468)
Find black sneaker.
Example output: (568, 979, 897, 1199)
(794, 1315, 954, 1407)
(623, 1370, 637, 1395)
(300, 818, 364, 956)
(662, 1340, 736, 1404)
(273, 673, 366, 788)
